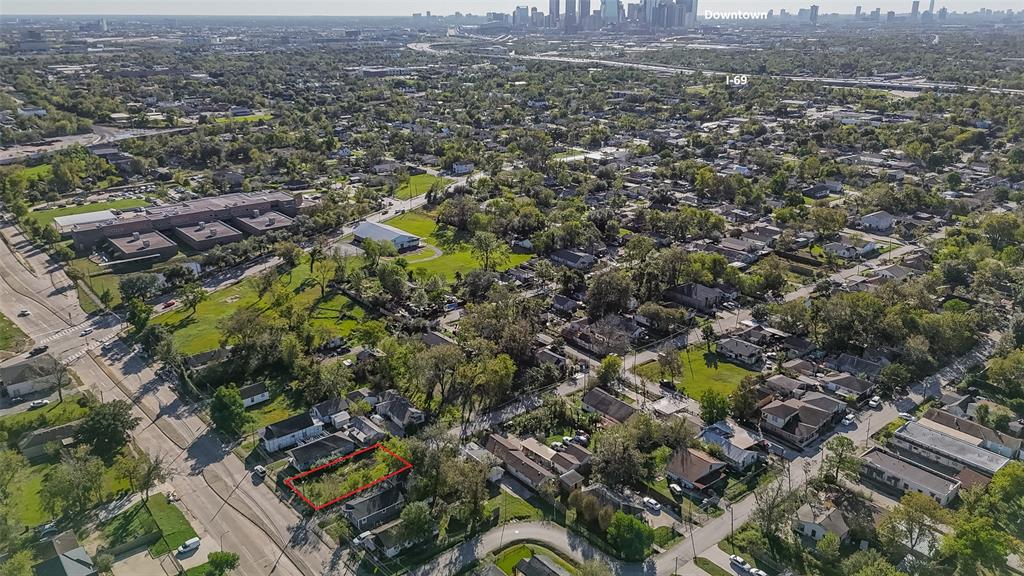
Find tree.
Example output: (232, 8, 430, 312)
(179, 281, 206, 316)
(0, 551, 33, 576)
(52, 361, 72, 404)
(820, 436, 860, 485)
(116, 452, 167, 501)
(701, 323, 716, 351)
(841, 550, 906, 576)
(939, 514, 1012, 575)
(468, 231, 510, 271)
(0, 451, 26, 504)
(585, 269, 633, 320)
(592, 424, 651, 489)
(399, 500, 433, 541)
(254, 269, 277, 300)
(210, 386, 252, 435)
(810, 206, 847, 238)
(752, 479, 794, 557)
(40, 446, 105, 517)
(699, 389, 730, 424)
(377, 262, 408, 301)
(605, 511, 654, 561)
(126, 298, 153, 333)
(877, 492, 948, 557)
(206, 551, 240, 576)
(816, 531, 841, 563)
(118, 272, 160, 301)
(595, 354, 623, 389)
(730, 375, 761, 421)
(93, 553, 114, 575)
(274, 241, 303, 270)
(75, 400, 141, 460)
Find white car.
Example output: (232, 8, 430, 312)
(29, 400, 50, 409)
(253, 465, 268, 477)
(176, 537, 201, 554)
(80, 328, 94, 337)
(842, 413, 856, 426)
(668, 483, 684, 497)
(18, 309, 30, 317)
(750, 569, 768, 576)
(898, 412, 917, 421)
(729, 555, 751, 571)
(642, 497, 661, 511)
(868, 396, 882, 408)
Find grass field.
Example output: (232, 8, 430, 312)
(634, 344, 756, 399)
(147, 493, 199, 556)
(155, 254, 367, 356)
(395, 173, 449, 200)
(484, 491, 543, 523)
(695, 557, 732, 576)
(214, 113, 272, 123)
(0, 395, 91, 448)
(494, 544, 578, 575)
(243, 394, 303, 434)
(15, 164, 53, 180)
(289, 447, 407, 509)
(15, 454, 129, 527)
(26, 198, 150, 228)
(0, 312, 29, 353)
(386, 211, 531, 279)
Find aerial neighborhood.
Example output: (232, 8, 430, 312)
(1, 6, 1024, 576)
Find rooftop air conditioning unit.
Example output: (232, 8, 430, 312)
(132, 232, 140, 241)
(209, 229, 218, 237)
(268, 217, 276, 226)
(252, 209, 260, 218)
(142, 239, 150, 248)
(197, 221, 205, 230)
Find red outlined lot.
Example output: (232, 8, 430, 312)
(283, 442, 412, 511)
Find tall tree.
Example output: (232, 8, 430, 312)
(206, 551, 241, 576)
(605, 511, 654, 561)
(40, 446, 105, 517)
(699, 390, 730, 424)
(585, 269, 634, 320)
(210, 386, 252, 435)
(75, 400, 141, 460)
(468, 231, 510, 271)
(877, 492, 948, 557)
(820, 436, 860, 485)
(179, 281, 206, 317)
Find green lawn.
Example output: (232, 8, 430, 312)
(146, 493, 198, 556)
(0, 312, 29, 353)
(695, 557, 732, 576)
(101, 496, 160, 549)
(290, 449, 406, 508)
(15, 454, 130, 527)
(183, 563, 213, 576)
(494, 544, 578, 575)
(386, 211, 531, 279)
(634, 344, 757, 399)
(484, 491, 543, 523)
(0, 395, 91, 448)
(26, 198, 150, 228)
(155, 255, 367, 356)
(243, 394, 303, 434)
(395, 173, 449, 200)
(213, 113, 272, 123)
(15, 163, 53, 180)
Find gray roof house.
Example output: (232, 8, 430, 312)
(33, 530, 96, 576)
(353, 221, 420, 251)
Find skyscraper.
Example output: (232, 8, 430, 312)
(513, 5, 529, 28)
(855, 5, 862, 16)
(809, 4, 819, 25)
(565, 0, 576, 29)
(601, 0, 620, 24)
(579, 0, 591, 28)
(927, 0, 935, 13)
(549, 0, 560, 26)
(911, 0, 920, 18)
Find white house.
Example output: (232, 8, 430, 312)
(861, 210, 895, 233)
(794, 504, 849, 541)
(260, 413, 323, 453)
(452, 161, 475, 175)
(238, 382, 270, 408)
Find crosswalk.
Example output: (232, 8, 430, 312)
(34, 325, 84, 345)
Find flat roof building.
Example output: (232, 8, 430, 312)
(108, 230, 178, 262)
(352, 221, 420, 252)
(173, 220, 244, 251)
(892, 420, 1009, 478)
(861, 447, 961, 506)
(233, 210, 295, 235)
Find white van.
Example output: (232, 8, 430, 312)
(177, 537, 201, 554)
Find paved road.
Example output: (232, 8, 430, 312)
(0, 125, 192, 165)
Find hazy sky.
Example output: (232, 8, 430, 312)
(3, 0, 1018, 16)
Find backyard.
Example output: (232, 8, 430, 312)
(394, 173, 449, 200)
(154, 253, 367, 356)
(101, 493, 197, 556)
(386, 210, 531, 279)
(633, 344, 757, 399)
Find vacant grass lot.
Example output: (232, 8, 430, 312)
(484, 491, 543, 522)
(213, 113, 272, 123)
(155, 254, 367, 355)
(386, 211, 531, 279)
(0, 395, 91, 448)
(634, 344, 757, 399)
(290, 448, 406, 509)
(26, 198, 150, 228)
(0, 312, 29, 353)
(103, 493, 197, 556)
(394, 173, 449, 200)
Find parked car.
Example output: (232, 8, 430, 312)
(176, 537, 201, 555)
(868, 396, 882, 409)
(29, 400, 50, 409)
(9, 397, 24, 404)
(550, 441, 564, 451)
(642, 497, 661, 511)
(750, 569, 768, 576)
(162, 300, 177, 309)
(36, 521, 59, 538)
(842, 413, 856, 426)
(729, 555, 751, 571)
(18, 309, 30, 317)
(253, 465, 268, 478)
(898, 412, 917, 421)
(668, 483, 684, 497)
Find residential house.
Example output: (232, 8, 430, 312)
(822, 236, 878, 259)
(833, 353, 884, 381)
(260, 413, 324, 453)
(341, 483, 405, 531)
(1, 354, 60, 397)
(346, 416, 386, 447)
(861, 210, 895, 233)
(311, 397, 351, 429)
(665, 448, 728, 495)
(700, 426, 764, 471)
(535, 348, 569, 370)
(550, 249, 597, 270)
(421, 331, 457, 348)
(287, 432, 356, 471)
(760, 399, 834, 448)
(18, 420, 80, 462)
(484, 434, 556, 493)
(764, 374, 808, 399)
(552, 294, 580, 315)
(716, 338, 763, 366)
(663, 283, 725, 312)
(374, 389, 425, 436)
(514, 555, 573, 576)
(32, 530, 97, 576)
(581, 388, 636, 425)
(891, 421, 1010, 478)
(238, 382, 270, 408)
(860, 447, 961, 506)
(579, 483, 645, 516)
(793, 504, 849, 542)
(822, 372, 876, 400)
